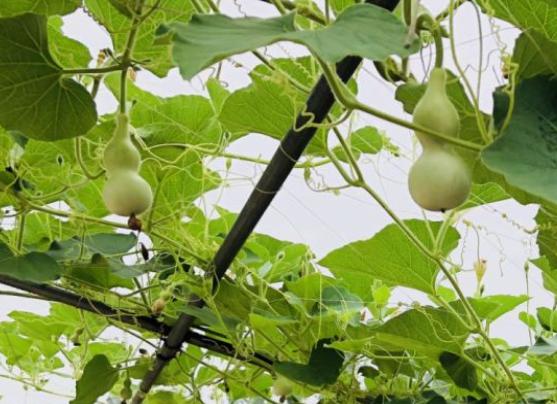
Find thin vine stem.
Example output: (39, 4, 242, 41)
(448, 0, 491, 143)
(62, 65, 125, 75)
(74, 137, 105, 180)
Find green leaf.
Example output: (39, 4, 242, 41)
(274, 339, 344, 386)
(329, 0, 356, 14)
(0, 332, 32, 365)
(144, 391, 189, 404)
(482, 76, 557, 204)
(319, 220, 460, 294)
(48, 16, 92, 69)
(332, 126, 399, 161)
(0, 13, 97, 140)
(531, 256, 557, 295)
(220, 76, 296, 141)
(84, 233, 137, 255)
(71, 355, 119, 404)
(47, 233, 136, 260)
(512, 31, 557, 80)
(528, 335, 557, 356)
(84, 0, 194, 77)
(537, 307, 557, 332)
(0, 0, 81, 17)
(478, 0, 557, 43)
(374, 307, 470, 356)
(348, 126, 396, 155)
(166, 4, 419, 80)
(67, 254, 135, 289)
(206, 78, 230, 113)
(0, 242, 62, 282)
(107, 0, 134, 18)
(316, 286, 363, 313)
(439, 352, 478, 391)
(535, 204, 557, 269)
(468, 295, 528, 322)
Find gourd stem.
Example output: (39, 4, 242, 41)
(433, 27, 444, 68)
(417, 14, 443, 68)
(119, 0, 146, 114)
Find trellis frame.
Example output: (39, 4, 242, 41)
(133, 0, 401, 401)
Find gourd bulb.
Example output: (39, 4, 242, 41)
(102, 170, 153, 216)
(408, 147, 471, 211)
(408, 67, 471, 211)
(103, 113, 141, 173)
(412, 68, 460, 148)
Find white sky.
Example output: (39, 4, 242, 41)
(0, 1, 546, 402)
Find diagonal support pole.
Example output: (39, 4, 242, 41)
(133, 1, 400, 401)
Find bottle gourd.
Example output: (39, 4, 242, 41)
(102, 114, 153, 216)
(408, 68, 471, 212)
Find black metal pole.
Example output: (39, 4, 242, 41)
(134, 1, 400, 401)
(0, 274, 272, 366)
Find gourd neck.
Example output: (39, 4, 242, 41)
(113, 113, 131, 141)
(424, 67, 447, 97)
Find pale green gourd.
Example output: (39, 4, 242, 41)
(102, 169, 153, 216)
(272, 376, 293, 397)
(408, 146, 471, 211)
(102, 113, 153, 216)
(408, 68, 471, 211)
(103, 113, 141, 173)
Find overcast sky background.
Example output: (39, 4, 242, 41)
(0, 1, 545, 402)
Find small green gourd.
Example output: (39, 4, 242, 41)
(408, 68, 471, 212)
(272, 376, 293, 398)
(102, 113, 153, 216)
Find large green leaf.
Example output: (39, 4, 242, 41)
(165, 4, 419, 80)
(0, 0, 80, 17)
(47, 233, 137, 260)
(374, 307, 470, 356)
(71, 355, 119, 404)
(274, 339, 344, 386)
(482, 76, 557, 204)
(0, 242, 62, 282)
(512, 31, 557, 80)
(318, 220, 460, 294)
(0, 13, 97, 141)
(84, 0, 194, 77)
(479, 0, 557, 43)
